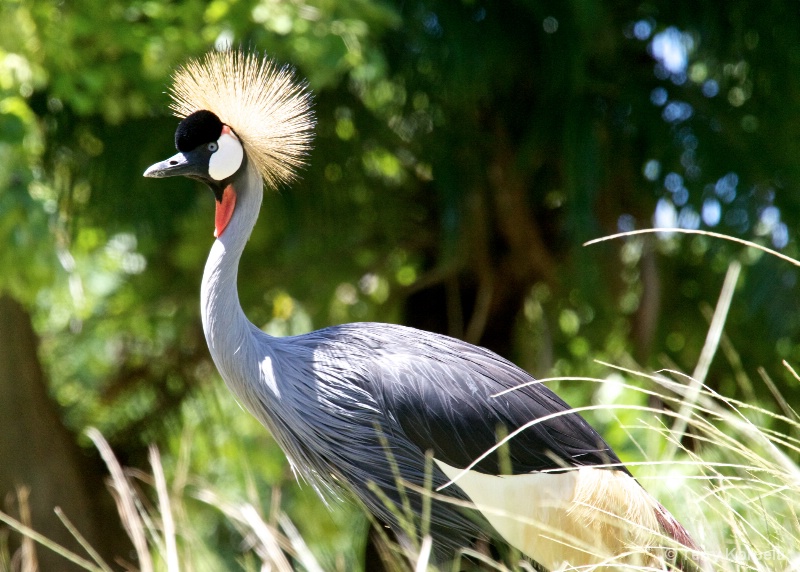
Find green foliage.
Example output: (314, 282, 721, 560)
(3, 0, 800, 567)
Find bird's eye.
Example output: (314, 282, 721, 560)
(208, 142, 219, 152)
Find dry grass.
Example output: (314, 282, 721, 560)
(3, 366, 799, 572)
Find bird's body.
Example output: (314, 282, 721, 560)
(145, 49, 699, 570)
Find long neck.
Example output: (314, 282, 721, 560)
(200, 162, 264, 378)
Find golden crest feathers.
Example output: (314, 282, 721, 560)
(169, 48, 315, 188)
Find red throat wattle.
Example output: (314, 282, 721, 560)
(214, 185, 237, 238)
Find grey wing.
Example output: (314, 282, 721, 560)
(367, 330, 626, 476)
(288, 323, 627, 560)
(271, 330, 485, 558)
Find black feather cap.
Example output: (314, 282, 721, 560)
(175, 110, 223, 152)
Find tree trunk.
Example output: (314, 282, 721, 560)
(0, 294, 127, 570)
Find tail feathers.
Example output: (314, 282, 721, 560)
(569, 469, 702, 570)
(655, 502, 698, 550)
(435, 461, 702, 570)
(654, 502, 704, 571)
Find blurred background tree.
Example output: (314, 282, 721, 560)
(1, 0, 799, 569)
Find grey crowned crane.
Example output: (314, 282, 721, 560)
(144, 48, 699, 570)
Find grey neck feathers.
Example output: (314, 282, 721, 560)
(198, 164, 311, 476)
(200, 162, 265, 384)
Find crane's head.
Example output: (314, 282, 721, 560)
(144, 48, 315, 237)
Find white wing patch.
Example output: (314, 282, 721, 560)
(435, 460, 666, 570)
(259, 354, 281, 398)
(209, 131, 244, 181)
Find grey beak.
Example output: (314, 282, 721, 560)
(143, 151, 203, 178)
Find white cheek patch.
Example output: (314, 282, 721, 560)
(208, 131, 244, 181)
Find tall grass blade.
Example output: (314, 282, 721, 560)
(85, 427, 153, 572)
(148, 445, 179, 572)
